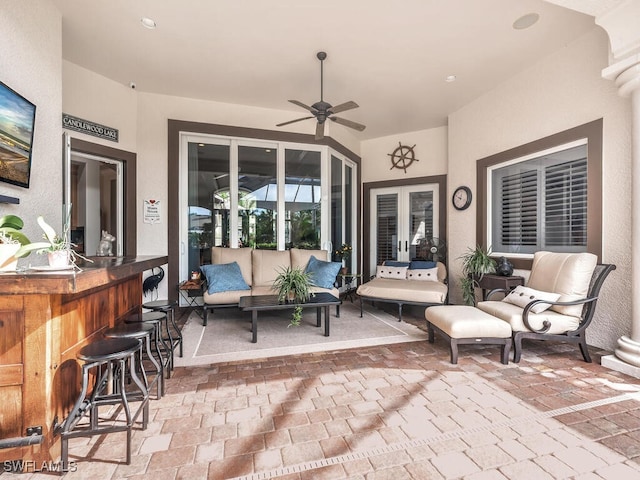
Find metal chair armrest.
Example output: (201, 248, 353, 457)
(522, 296, 599, 333)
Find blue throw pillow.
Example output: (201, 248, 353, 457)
(384, 261, 410, 267)
(305, 255, 342, 289)
(201, 262, 250, 294)
(409, 260, 437, 270)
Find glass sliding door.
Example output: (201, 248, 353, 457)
(238, 145, 277, 249)
(179, 134, 358, 291)
(370, 184, 439, 273)
(187, 141, 230, 273)
(285, 149, 321, 249)
(330, 155, 343, 260)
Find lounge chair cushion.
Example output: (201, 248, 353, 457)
(376, 265, 408, 279)
(477, 300, 580, 334)
(526, 251, 597, 317)
(502, 285, 561, 313)
(357, 276, 447, 304)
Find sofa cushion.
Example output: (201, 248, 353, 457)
(357, 277, 447, 304)
(201, 262, 250, 294)
(203, 288, 250, 305)
(290, 248, 328, 270)
(384, 261, 410, 267)
(477, 300, 580, 334)
(377, 265, 408, 279)
(526, 251, 597, 317)
(407, 267, 439, 282)
(409, 260, 437, 270)
(502, 285, 561, 313)
(252, 249, 291, 287)
(305, 255, 342, 289)
(212, 247, 253, 286)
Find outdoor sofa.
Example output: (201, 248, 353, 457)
(200, 247, 340, 325)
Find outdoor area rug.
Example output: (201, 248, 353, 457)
(175, 300, 428, 366)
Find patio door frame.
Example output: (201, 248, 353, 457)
(362, 175, 447, 280)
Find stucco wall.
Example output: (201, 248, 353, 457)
(447, 27, 632, 350)
(360, 126, 448, 183)
(62, 61, 138, 153)
(0, 0, 62, 266)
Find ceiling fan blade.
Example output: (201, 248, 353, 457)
(329, 101, 359, 114)
(276, 116, 315, 127)
(288, 100, 316, 113)
(329, 116, 366, 132)
(315, 122, 325, 140)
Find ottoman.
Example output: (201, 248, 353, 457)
(425, 305, 512, 364)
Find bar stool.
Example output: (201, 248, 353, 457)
(126, 311, 173, 377)
(143, 299, 183, 358)
(58, 338, 149, 472)
(104, 323, 164, 398)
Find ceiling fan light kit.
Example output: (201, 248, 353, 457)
(276, 51, 366, 140)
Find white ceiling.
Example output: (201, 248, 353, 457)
(52, 0, 596, 140)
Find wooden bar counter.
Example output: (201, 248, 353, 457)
(0, 255, 168, 466)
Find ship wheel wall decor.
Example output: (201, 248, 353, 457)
(388, 143, 419, 173)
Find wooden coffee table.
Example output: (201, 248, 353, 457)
(238, 293, 341, 343)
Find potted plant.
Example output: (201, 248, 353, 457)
(272, 266, 313, 326)
(0, 214, 31, 271)
(334, 243, 352, 273)
(18, 210, 92, 268)
(459, 245, 497, 306)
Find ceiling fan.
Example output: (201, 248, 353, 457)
(276, 51, 366, 140)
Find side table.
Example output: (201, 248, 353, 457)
(338, 273, 362, 303)
(178, 279, 204, 318)
(476, 274, 524, 301)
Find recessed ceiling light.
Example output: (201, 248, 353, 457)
(513, 13, 539, 30)
(445, 75, 457, 83)
(141, 17, 157, 29)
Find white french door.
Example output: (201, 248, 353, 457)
(369, 183, 439, 273)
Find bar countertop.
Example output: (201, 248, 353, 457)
(0, 255, 168, 295)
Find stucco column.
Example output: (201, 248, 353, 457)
(601, 54, 640, 375)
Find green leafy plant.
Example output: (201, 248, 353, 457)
(0, 214, 31, 247)
(0, 214, 33, 270)
(17, 208, 92, 265)
(459, 245, 497, 306)
(272, 266, 313, 327)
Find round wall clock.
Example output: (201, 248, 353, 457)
(452, 186, 472, 210)
(388, 143, 419, 173)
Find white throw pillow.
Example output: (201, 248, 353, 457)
(406, 267, 439, 282)
(502, 285, 561, 313)
(376, 265, 408, 279)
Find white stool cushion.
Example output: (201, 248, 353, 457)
(425, 305, 512, 339)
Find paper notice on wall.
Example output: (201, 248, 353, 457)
(143, 199, 161, 224)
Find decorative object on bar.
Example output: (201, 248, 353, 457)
(17, 206, 92, 268)
(495, 256, 514, 276)
(0, 214, 32, 270)
(272, 266, 313, 327)
(96, 230, 115, 256)
(459, 245, 496, 306)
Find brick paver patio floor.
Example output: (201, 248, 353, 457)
(7, 311, 640, 480)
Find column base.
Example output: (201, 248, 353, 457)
(601, 354, 640, 379)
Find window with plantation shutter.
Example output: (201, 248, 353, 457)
(490, 143, 587, 254)
(376, 193, 398, 265)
